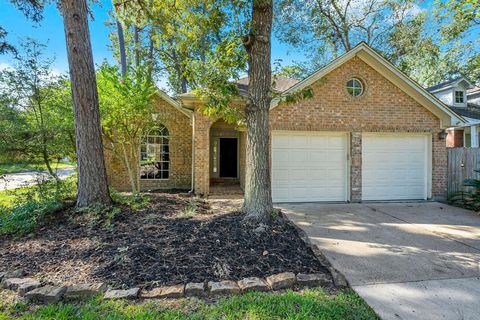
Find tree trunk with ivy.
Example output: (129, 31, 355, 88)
(241, 0, 273, 226)
(60, 0, 112, 207)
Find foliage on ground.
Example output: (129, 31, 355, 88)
(0, 177, 77, 236)
(0, 194, 325, 289)
(0, 179, 155, 237)
(448, 175, 480, 212)
(110, 189, 151, 210)
(0, 288, 378, 320)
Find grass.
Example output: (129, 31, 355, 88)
(179, 197, 201, 217)
(0, 177, 77, 236)
(0, 288, 378, 320)
(0, 187, 30, 208)
(0, 161, 76, 175)
(0, 177, 154, 236)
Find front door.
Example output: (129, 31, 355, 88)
(219, 138, 238, 178)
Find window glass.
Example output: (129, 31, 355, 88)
(346, 78, 364, 97)
(455, 91, 464, 103)
(140, 124, 170, 180)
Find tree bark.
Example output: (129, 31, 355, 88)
(241, 0, 273, 225)
(60, 0, 112, 207)
(116, 19, 128, 76)
(134, 25, 140, 68)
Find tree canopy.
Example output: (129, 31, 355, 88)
(274, 0, 480, 86)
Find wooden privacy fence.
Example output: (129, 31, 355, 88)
(447, 148, 480, 194)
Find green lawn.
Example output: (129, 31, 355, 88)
(0, 162, 76, 175)
(0, 288, 378, 320)
(0, 187, 29, 208)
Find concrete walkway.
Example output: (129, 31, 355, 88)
(280, 202, 480, 320)
(0, 168, 76, 191)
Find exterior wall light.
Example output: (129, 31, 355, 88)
(438, 130, 448, 140)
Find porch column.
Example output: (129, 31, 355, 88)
(193, 108, 212, 195)
(471, 125, 479, 148)
(350, 132, 362, 202)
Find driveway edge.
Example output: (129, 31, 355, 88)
(281, 211, 349, 288)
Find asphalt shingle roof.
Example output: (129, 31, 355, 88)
(426, 77, 464, 92)
(235, 76, 299, 96)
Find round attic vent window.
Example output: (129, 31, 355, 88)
(346, 78, 364, 97)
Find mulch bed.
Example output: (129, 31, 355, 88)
(0, 193, 328, 289)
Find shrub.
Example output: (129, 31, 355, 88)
(110, 189, 151, 209)
(448, 175, 480, 211)
(0, 177, 76, 236)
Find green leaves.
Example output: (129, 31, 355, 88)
(435, 0, 479, 41)
(96, 62, 157, 192)
(0, 38, 75, 166)
(97, 62, 156, 140)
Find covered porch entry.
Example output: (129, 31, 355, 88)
(193, 113, 245, 196)
(210, 120, 243, 196)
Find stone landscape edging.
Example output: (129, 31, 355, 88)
(0, 270, 332, 304)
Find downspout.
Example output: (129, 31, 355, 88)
(189, 112, 195, 194)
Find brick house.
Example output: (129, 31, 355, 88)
(105, 43, 464, 202)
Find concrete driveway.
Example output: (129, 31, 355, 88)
(0, 168, 75, 191)
(280, 202, 480, 320)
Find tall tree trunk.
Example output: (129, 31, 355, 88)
(60, 0, 112, 207)
(241, 0, 273, 225)
(116, 19, 127, 76)
(134, 25, 140, 68)
(146, 28, 155, 84)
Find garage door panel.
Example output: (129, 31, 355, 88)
(362, 134, 428, 201)
(289, 136, 309, 148)
(327, 169, 345, 181)
(291, 150, 308, 162)
(272, 132, 347, 202)
(272, 136, 290, 148)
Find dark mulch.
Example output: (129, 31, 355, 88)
(0, 193, 329, 289)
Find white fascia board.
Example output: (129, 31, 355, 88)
(156, 89, 193, 119)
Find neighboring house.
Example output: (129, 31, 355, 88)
(427, 76, 480, 147)
(105, 42, 464, 202)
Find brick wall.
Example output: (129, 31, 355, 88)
(105, 97, 192, 192)
(446, 129, 464, 148)
(106, 57, 448, 199)
(193, 108, 212, 195)
(269, 57, 446, 199)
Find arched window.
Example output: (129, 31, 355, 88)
(140, 125, 169, 180)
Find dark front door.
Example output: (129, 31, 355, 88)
(219, 138, 238, 178)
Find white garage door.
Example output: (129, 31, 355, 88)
(362, 134, 429, 201)
(272, 132, 347, 202)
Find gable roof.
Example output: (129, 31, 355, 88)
(178, 75, 299, 103)
(235, 76, 299, 96)
(427, 76, 474, 93)
(271, 42, 465, 128)
(156, 89, 193, 119)
(450, 105, 480, 120)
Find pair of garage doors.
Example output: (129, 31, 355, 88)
(271, 132, 430, 202)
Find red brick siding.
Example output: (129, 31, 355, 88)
(105, 97, 192, 191)
(446, 129, 464, 148)
(269, 57, 446, 199)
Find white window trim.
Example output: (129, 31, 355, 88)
(346, 78, 364, 97)
(140, 126, 170, 181)
(453, 89, 466, 106)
